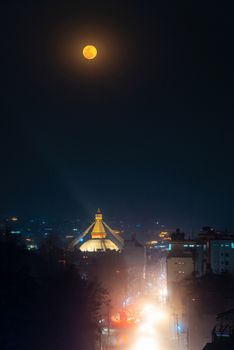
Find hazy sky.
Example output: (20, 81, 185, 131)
(1, 0, 234, 231)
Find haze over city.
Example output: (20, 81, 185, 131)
(1, 1, 234, 350)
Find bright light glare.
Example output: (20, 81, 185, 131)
(139, 323, 155, 336)
(155, 309, 167, 321)
(141, 303, 167, 323)
(131, 336, 158, 350)
(159, 286, 168, 298)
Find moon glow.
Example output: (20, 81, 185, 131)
(82, 45, 97, 60)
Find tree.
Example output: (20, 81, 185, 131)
(0, 240, 107, 350)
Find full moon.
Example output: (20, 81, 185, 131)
(82, 45, 97, 60)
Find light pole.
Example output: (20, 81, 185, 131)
(106, 299, 111, 350)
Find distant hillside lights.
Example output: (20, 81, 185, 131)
(159, 231, 171, 242)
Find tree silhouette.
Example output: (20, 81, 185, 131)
(0, 239, 107, 350)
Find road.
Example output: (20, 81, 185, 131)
(100, 254, 188, 350)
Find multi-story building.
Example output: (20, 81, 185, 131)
(166, 229, 197, 287)
(203, 309, 234, 350)
(167, 227, 234, 279)
(122, 236, 145, 299)
(166, 255, 194, 286)
(198, 227, 234, 276)
(209, 240, 234, 275)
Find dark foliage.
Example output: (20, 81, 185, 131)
(0, 240, 106, 350)
(181, 273, 234, 315)
(175, 273, 234, 350)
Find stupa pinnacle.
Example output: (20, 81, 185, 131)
(70, 209, 124, 252)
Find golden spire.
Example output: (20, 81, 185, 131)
(92, 208, 106, 239)
(95, 208, 103, 220)
(70, 209, 124, 252)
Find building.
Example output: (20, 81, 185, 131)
(165, 230, 197, 349)
(203, 309, 234, 350)
(166, 229, 196, 286)
(166, 255, 194, 286)
(209, 241, 234, 275)
(198, 227, 234, 276)
(70, 209, 124, 252)
(122, 236, 145, 298)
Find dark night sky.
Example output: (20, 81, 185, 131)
(1, 0, 234, 231)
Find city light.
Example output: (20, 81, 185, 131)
(159, 286, 168, 302)
(138, 322, 155, 336)
(141, 303, 168, 323)
(131, 336, 159, 350)
(127, 302, 168, 350)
